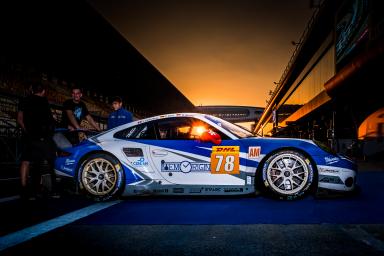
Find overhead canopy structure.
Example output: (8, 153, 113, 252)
(255, 0, 384, 158)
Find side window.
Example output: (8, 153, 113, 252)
(155, 117, 230, 140)
(189, 118, 231, 140)
(114, 123, 157, 140)
(156, 118, 192, 140)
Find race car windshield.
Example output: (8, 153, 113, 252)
(205, 115, 256, 138)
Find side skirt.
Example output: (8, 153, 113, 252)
(122, 184, 255, 196)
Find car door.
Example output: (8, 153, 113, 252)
(148, 117, 246, 186)
(111, 122, 159, 179)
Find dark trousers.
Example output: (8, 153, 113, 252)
(21, 136, 57, 194)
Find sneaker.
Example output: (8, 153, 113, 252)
(49, 193, 61, 199)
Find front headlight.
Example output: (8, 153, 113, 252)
(313, 140, 336, 155)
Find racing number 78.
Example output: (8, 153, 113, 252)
(214, 155, 235, 172)
(211, 146, 240, 174)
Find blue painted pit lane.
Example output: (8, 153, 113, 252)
(76, 172, 384, 225)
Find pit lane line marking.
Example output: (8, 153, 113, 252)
(0, 196, 20, 204)
(342, 226, 384, 253)
(0, 200, 122, 252)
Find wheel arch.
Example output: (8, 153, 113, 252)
(255, 146, 319, 192)
(75, 150, 122, 181)
(75, 150, 126, 200)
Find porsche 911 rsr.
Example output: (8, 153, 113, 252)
(54, 113, 357, 200)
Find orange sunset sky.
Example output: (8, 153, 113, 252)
(89, 0, 313, 108)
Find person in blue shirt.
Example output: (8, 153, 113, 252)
(108, 96, 133, 129)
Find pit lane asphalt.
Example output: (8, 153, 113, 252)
(1, 171, 384, 255)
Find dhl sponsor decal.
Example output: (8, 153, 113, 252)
(210, 146, 240, 174)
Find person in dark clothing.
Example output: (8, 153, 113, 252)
(107, 96, 133, 129)
(108, 96, 133, 129)
(61, 86, 101, 131)
(17, 83, 58, 200)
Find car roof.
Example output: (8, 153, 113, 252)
(134, 113, 207, 125)
(93, 112, 237, 140)
(103, 113, 210, 133)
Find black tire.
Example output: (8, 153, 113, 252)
(261, 150, 315, 200)
(77, 153, 125, 201)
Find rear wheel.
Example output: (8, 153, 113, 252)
(78, 153, 125, 201)
(261, 150, 315, 200)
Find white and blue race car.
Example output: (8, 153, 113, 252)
(54, 113, 357, 200)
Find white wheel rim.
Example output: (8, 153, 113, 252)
(266, 153, 309, 195)
(82, 158, 117, 196)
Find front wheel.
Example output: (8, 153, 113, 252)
(78, 153, 125, 201)
(261, 150, 315, 200)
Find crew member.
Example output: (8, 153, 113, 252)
(61, 86, 101, 131)
(18, 83, 58, 200)
(107, 96, 133, 129)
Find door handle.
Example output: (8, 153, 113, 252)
(152, 149, 168, 157)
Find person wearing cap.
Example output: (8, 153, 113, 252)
(107, 96, 133, 129)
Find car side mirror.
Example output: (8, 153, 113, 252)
(200, 129, 222, 145)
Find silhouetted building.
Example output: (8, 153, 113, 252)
(255, 0, 384, 158)
(196, 105, 263, 131)
(197, 105, 263, 121)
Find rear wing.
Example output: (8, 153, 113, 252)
(53, 129, 100, 149)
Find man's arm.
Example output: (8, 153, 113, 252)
(127, 111, 133, 122)
(66, 110, 81, 130)
(107, 114, 112, 130)
(17, 111, 26, 131)
(86, 114, 101, 131)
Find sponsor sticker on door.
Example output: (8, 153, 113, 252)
(248, 146, 261, 159)
(210, 146, 240, 174)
